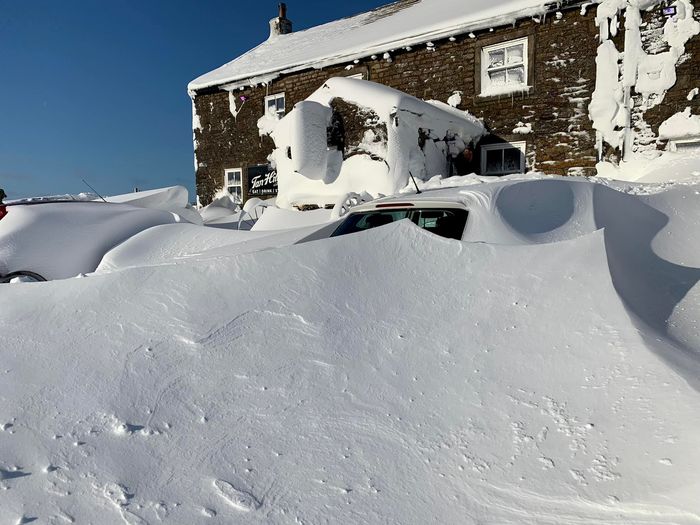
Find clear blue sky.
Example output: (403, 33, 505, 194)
(0, 0, 384, 200)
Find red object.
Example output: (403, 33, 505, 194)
(0, 206, 7, 221)
(375, 202, 415, 208)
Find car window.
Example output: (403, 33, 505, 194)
(331, 208, 467, 240)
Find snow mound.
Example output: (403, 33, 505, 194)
(2, 177, 700, 523)
(104, 186, 203, 225)
(0, 202, 180, 280)
(272, 78, 484, 208)
(596, 150, 700, 183)
(250, 207, 333, 231)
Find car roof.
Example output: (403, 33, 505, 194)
(347, 188, 470, 213)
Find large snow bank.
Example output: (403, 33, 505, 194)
(270, 78, 484, 208)
(2, 177, 700, 523)
(0, 202, 180, 280)
(199, 192, 241, 224)
(596, 149, 700, 182)
(250, 207, 333, 231)
(97, 222, 328, 273)
(188, 0, 552, 91)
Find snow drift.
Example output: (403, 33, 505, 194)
(269, 78, 484, 208)
(2, 176, 700, 524)
(0, 202, 181, 280)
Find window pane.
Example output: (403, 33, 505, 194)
(415, 210, 444, 228)
(507, 66, 525, 84)
(277, 97, 285, 110)
(485, 149, 503, 174)
(506, 44, 524, 65)
(488, 49, 505, 68)
(503, 147, 523, 173)
(675, 141, 700, 151)
(267, 99, 276, 108)
(418, 209, 468, 240)
(489, 70, 507, 86)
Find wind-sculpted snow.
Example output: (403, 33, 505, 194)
(461, 178, 700, 359)
(2, 178, 700, 523)
(0, 202, 180, 280)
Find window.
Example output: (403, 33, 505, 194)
(481, 37, 528, 95)
(331, 208, 468, 240)
(224, 168, 243, 199)
(480, 142, 526, 176)
(347, 73, 364, 80)
(264, 93, 286, 118)
(669, 138, 700, 152)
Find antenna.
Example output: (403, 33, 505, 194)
(82, 179, 107, 203)
(408, 171, 422, 194)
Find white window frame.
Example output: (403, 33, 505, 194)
(480, 142, 527, 176)
(224, 168, 243, 199)
(347, 73, 364, 80)
(264, 93, 286, 118)
(480, 37, 529, 96)
(669, 137, 700, 152)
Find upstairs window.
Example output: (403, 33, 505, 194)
(264, 93, 286, 118)
(481, 142, 526, 176)
(481, 37, 528, 95)
(224, 168, 243, 199)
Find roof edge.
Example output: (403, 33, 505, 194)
(188, 1, 582, 93)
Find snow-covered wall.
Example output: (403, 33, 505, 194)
(262, 78, 485, 208)
(589, 0, 700, 160)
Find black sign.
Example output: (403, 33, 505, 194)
(247, 165, 278, 196)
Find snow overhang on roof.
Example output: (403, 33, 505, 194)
(188, 0, 560, 93)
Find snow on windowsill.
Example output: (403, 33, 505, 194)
(478, 85, 532, 98)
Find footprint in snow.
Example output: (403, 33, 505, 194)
(214, 479, 261, 512)
(0, 467, 31, 481)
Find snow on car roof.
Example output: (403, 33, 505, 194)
(188, 0, 554, 91)
(352, 188, 472, 210)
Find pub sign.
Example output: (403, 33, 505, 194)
(247, 164, 278, 196)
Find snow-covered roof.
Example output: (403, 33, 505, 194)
(188, 0, 554, 92)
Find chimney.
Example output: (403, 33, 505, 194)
(269, 2, 293, 38)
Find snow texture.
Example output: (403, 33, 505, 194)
(271, 77, 484, 208)
(103, 186, 203, 225)
(659, 107, 700, 139)
(2, 175, 700, 524)
(0, 202, 180, 280)
(447, 91, 463, 108)
(513, 121, 533, 134)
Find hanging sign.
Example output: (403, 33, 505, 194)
(662, 6, 677, 16)
(247, 165, 278, 196)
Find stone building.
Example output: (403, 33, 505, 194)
(188, 0, 700, 205)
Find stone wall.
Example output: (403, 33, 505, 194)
(192, 4, 698, 204)
(632, 7, 700, 155)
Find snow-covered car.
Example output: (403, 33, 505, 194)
(0, 200, 183, 282)
(330, 191, 469, 240)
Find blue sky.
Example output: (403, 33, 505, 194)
(0, 0, 383, 200)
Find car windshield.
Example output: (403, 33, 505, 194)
(331, 208, 468, 240)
